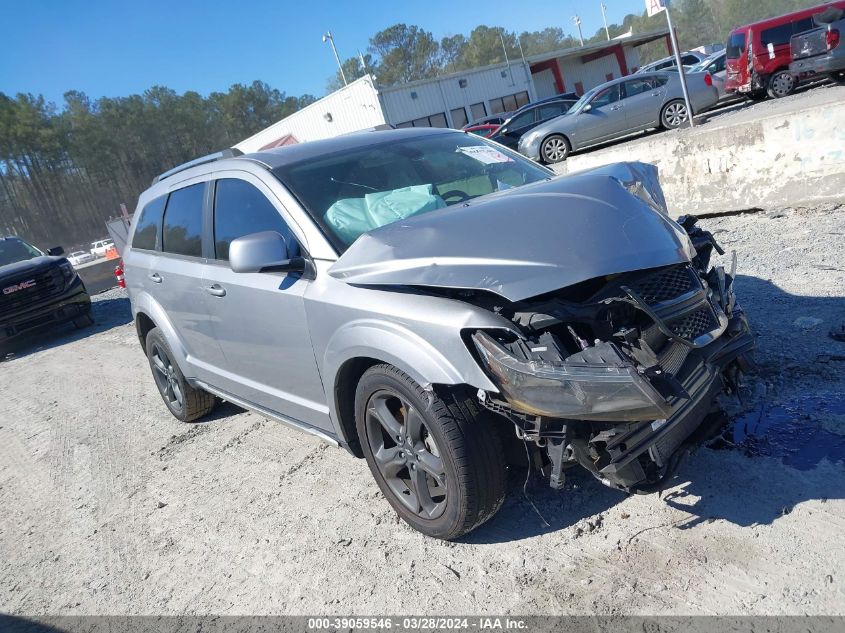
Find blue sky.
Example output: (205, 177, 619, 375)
(0, 0, 650, 107)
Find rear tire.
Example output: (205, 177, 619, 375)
(828, 70, 845, 86)
(660, 99, 689, 129)
(355, 364, 506, 540)
(766, 70, 797, 98)
(145, 327, 215, 422)
(539, 134, 570, 164)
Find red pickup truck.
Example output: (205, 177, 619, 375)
(725, 1, 845, 99)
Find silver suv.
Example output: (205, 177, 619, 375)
(124, 128, 753, 539)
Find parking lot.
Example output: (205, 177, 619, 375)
(1, 198, 843, 615)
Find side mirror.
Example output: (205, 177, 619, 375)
(582, 104, 593, 113)
(47, 246, 64, 256)
(229, 231, 305, 274)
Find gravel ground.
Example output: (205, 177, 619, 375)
(1, 204, 844, 616)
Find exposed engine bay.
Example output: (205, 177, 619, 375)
(465, 215, 755, 493)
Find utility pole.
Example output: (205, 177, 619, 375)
(499, 29, 514, 85)
(322, 30, 347, 86)
(571, 15, 584, 46)
(663, 2, 695, 128)
(600, 3, 611, 41)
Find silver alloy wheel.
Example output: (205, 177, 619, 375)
(770, 72, 795, 97)
(663, 102, 688, 128)
(541, 137, 568, 162)
(150, 342, 183, 410)
(365, 390, 447, 520)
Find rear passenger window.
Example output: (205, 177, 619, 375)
(132, 195, 167, 251)
(213, 179, 299, 261)
(162, 183, 204, 258)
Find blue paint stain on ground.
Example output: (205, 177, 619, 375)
(729, 394, 845, 470)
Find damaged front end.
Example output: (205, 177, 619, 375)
(469, 216, 754, 493)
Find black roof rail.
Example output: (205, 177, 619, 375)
(152, 147, 244, 185)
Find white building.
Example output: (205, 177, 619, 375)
(236, 28, 671, 153)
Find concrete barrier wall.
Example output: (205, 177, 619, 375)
(76, 259, 118, 295)
(552, 89, 845, 217)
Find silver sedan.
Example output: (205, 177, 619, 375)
(518, 71, 719, 163)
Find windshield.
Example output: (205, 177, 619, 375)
(274, 132, 552, 251)
(0, 237, 43, 266)
(569, 86, 602, 112)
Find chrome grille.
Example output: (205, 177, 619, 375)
(0, 267, 65, 319)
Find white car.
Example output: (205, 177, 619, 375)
(90, 240, 114, 257)
(67, 250, 96, 265)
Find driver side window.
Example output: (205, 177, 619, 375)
(591, 85, 620, 108)
(213, 178, 300, 261)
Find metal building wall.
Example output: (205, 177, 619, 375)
(532, 68, 558, 99)
(235, 76, 385, 153)
(379, 63, 536, 128)
(558, 47, 634, 93)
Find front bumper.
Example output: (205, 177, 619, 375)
(0, 275, 91, 342)
(593, 312, 753, 489)
(517, 136, 542, 161)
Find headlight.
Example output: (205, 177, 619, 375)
(58, 260, 75, 284)
(472, 331, 672, 421)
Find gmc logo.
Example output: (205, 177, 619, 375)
(2, 279, 36, 295)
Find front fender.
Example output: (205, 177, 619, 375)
(323, 318, 496, 391)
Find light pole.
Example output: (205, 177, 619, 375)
(322, 30, 347, 87)
(571, 15, 584, 46)
(600, 3, 611, 41)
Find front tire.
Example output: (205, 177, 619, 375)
(828, 70, 845, 86)
(145, 327, 215, 422)
(540, 135, 570, 164)
(355, 364, 506, 540)
(72, 309, 94, 329)
(661, 99, 689, 129)
(767, 70, 797, 98)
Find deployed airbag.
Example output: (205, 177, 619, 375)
(324, 184, 447, 244)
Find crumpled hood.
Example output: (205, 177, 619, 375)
(329, 162, 694, 303)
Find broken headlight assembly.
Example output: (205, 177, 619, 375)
(471, 330, 672, 422)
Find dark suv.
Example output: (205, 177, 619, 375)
(0, 236, 92, 349)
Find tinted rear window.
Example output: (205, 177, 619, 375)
(131, 195, 167, 251)
(162, 184, 204, 257)
(726, 32, 746, 59)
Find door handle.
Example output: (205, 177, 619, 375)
(149, 273, 162, 283)
(610, 105, 622, 111)
(204, 284, 226, 297)
(651, 92, 662, 96)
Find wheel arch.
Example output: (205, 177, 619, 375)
(323, 320, 496, 457)
(132, 292, 189, 370)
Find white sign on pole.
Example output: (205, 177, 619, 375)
(646, 0, 666, 17)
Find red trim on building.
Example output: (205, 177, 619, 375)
(613, 44, 629, 76)
(529, 59, 565, 93)
(259, 134, 299, 150)
(582, 43, 630, 77)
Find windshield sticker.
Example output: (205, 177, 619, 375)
(457, 146, 514, 164)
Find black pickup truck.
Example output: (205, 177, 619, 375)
(790, 6, 845, 85)
(0, 236, 92, 350)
